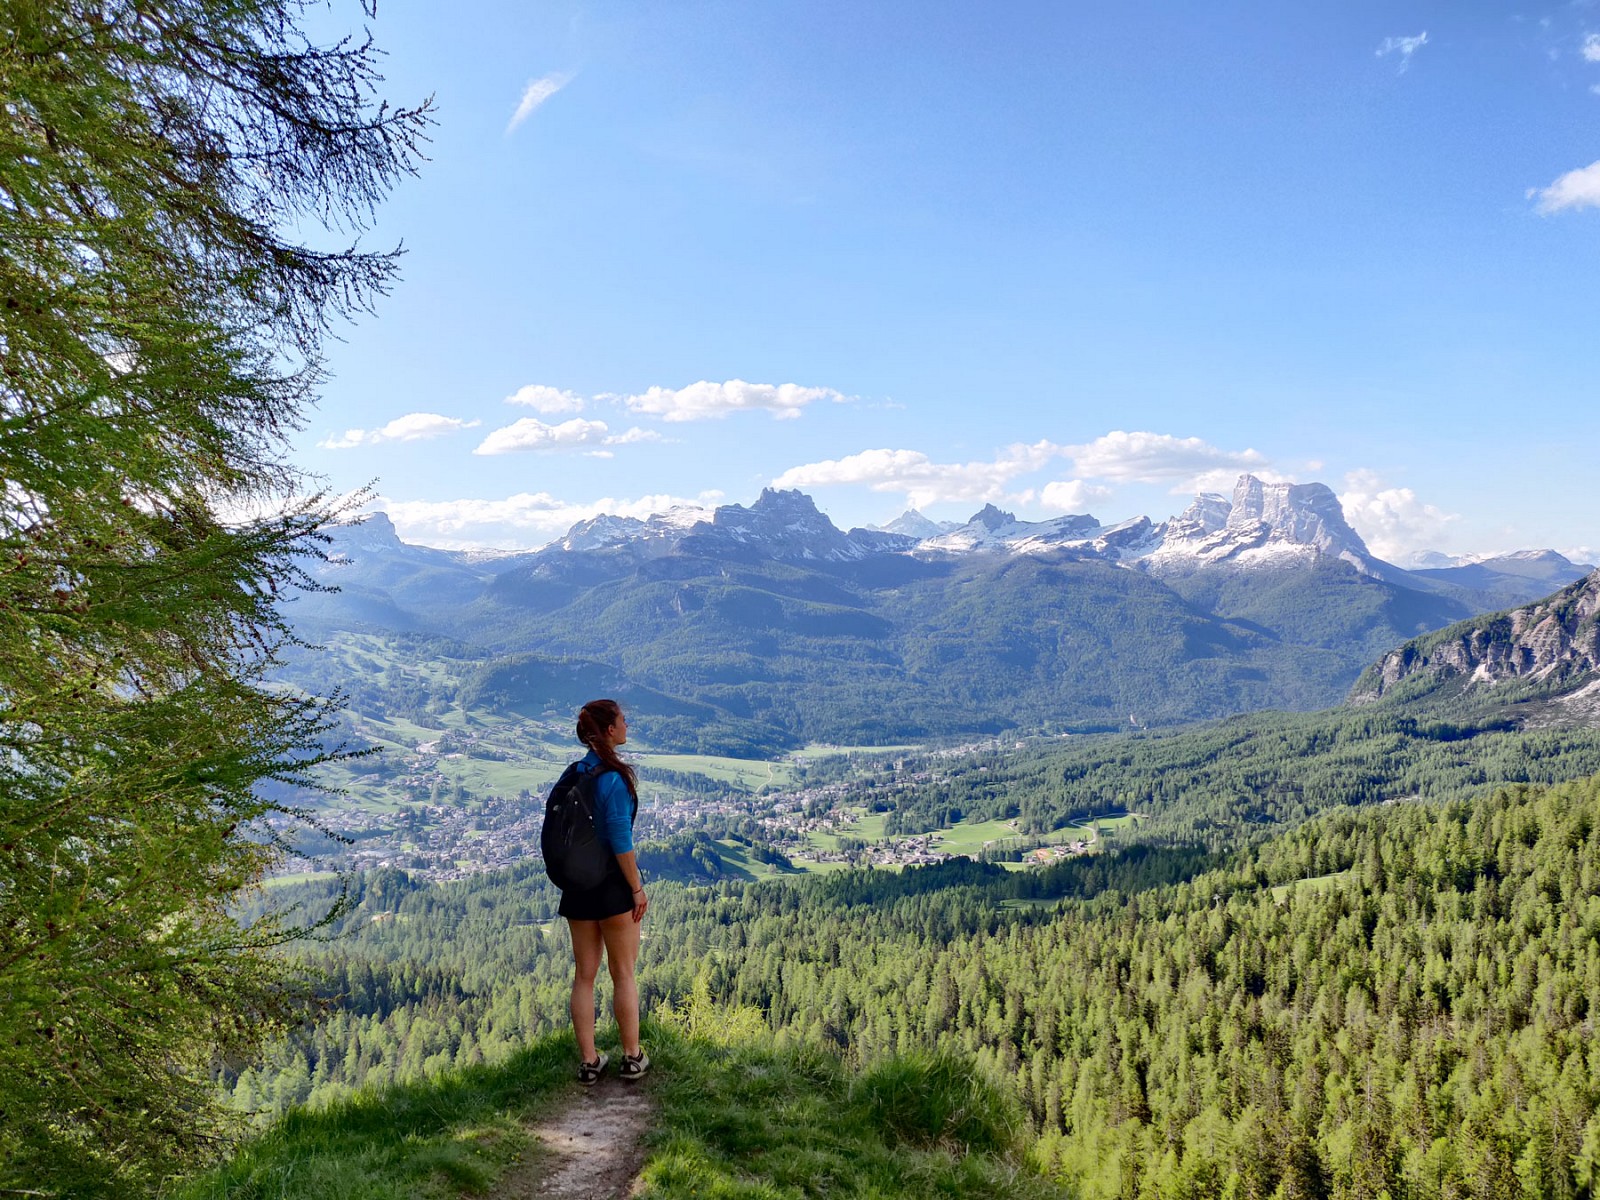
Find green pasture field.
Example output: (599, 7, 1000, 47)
(963, 811, 1141, 851)
(803, 809, 891, 856)
(261, 870, 341, 889)
(1269, 869, 1355, 903)
(633, 751, 797, 791)
(799, 810, 1138, 862)
(927, 816, 1029, 854)
(791, 743, 922, 759)
(442, 757, 565, 795)
(709, 839, 803, 882)
(784, 856, 850, 873)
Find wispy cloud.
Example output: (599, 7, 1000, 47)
(1560, 544, 1598, 567)
(505, 384, 585, 414)
(1339, 469, 1459, 564)
(604, 426, 663, 446)
(473, 416, 660, 455)
(772, 442, 1067, 510)
(1584, 33, 1600, 62)
(1183, 466, 1296, 496)
(1036, 479, 1114, 513)
(1066, 431, 1269, 491)
(374, 490, 722, 551)
(319, 413, 480, 450)
(1528, 160, 1600, 214)
(506, 72, 574, 135)
(1376, 31, 1429, 72)
(616, 379, 850, 422)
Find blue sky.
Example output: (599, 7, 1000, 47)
(297, 1, 1599, 564)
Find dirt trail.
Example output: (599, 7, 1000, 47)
(494, 1079, 656, 1200)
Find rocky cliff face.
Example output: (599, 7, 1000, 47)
(555, 506, 711, 557)
(677, 488, 916, 562)
(328, 511, 406, 556)
(1145, 476, 1380, 574)
(1352, 571, 1600, 702)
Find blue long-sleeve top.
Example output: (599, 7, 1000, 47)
(579, 749, 636, 855)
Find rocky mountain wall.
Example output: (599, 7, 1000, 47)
(1352, 571, 1600, 702)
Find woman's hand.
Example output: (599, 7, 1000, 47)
(616, 852, 647, 923)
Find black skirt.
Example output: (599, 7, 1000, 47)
(557, 865, 634, 921)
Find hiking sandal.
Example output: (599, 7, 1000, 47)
(577, 1052, 609, 1085)
(619, 1050, 650, 1081)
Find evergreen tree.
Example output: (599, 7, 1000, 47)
(0, 0, 428, 1190)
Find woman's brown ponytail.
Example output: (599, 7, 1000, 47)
(576, 698, 637, 800)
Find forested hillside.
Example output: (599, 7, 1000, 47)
(824, 706, 1600, 846)
(235, 772, 1600, 1199)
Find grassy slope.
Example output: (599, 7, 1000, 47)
(173, 1021, 1066, 1200)
(171, 1035, 575, 1200)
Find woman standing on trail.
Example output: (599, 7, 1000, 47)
(561, 698, 650, 1084)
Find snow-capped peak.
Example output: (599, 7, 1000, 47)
(555, 505, 713, 555)
(1145, 475, 1381, 575)
(917, 506, 1106, 556)
(876, 509, 957, 539)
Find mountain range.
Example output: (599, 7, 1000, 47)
(289, 476, 1593, 752)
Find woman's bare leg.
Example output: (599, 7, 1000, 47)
(567, 918, 604, 1062)
(599, 911, 642, 1056)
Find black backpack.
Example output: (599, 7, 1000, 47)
(540, 761, 616, 891)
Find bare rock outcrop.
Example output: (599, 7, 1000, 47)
(1351, 571, 1600, 702)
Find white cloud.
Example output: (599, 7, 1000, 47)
(1529, 160, 1600, 214)
(1067, 431, 1270, 490)
(604, 426, 664, 445)
(617, 379, 848, 422)
(473, 417, 663, 455)
(505, 384, 585, 414)
(375, 490, 719, 551)
(319, 413, 481, 450)
(1561, 545, 1598, 567)
(1583, 33, 1600, 62)
(506, 72, 573, 135)
(1377, 32, 1428, 71)
(1338, 469, 1459, 565)
(772, 442, 1066, 511)
(473, 417, 611, 455)
(1184, 466, 1297, 496)
(1038, 479, 1114, 513)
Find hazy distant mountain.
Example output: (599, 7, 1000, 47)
(553, 505, 711, 556)
(1411, 549, 1591, 578)
(1404, 550, 1596, 612)
(913, 504, 1160, 559)
(875, 509, 958, 539)
(299, 513, 536, 629)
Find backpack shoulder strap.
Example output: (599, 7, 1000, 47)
(580, 761, 635, 825)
